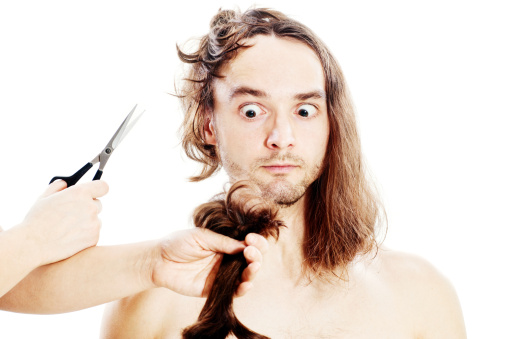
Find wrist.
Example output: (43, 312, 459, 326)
(139, 239, 163, 290)
(5, 222, 44, 269)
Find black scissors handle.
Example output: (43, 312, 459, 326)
(49, 105, 143, 188)
(49, 162, 102, 187)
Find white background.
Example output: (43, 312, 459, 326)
(1, 0, 504, 338)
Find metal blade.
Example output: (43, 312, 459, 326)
(106, 104, 137, 151)
(113, 108, 145, 148)
(96, 104, 144, 172)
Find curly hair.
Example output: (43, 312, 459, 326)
(182, 182, 283, 339)
(177, 8, 383, 279)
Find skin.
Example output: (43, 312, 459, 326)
(208, 37, 329, 207)
(0, 180, 107, 299)
(0, 180, 267, 313)
(100, 35, 466, 338)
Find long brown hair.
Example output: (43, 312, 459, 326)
(182, 182, 282, 339)
(177, 8, 383, 278)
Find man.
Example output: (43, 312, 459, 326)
(0, 179, 266, 313)
(101, 8, 466, 338)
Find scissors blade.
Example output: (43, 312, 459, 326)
(106, 104, 139, 151)
(95, 104, 143, 172)
(113, 108, 145, 148)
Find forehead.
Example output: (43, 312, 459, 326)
(214, 35, 325, 99)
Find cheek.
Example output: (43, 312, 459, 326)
(217, 124, 262, 165)
(319, 125, 330, 158)
(300, 119, 329, 162)
(310, 136, 329, 168)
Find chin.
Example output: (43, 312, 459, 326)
(255, 178, 307, 206)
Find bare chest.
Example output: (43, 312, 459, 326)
(233, 287, 412, 339)
(164, 282, 414, 339)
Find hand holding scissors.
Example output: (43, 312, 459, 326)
(50, 105, 144, 186)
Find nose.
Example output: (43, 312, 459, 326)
(266, 113, 295, 150)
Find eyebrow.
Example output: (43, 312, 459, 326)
(228, 86, 326, 102)
(228, 86, 268, 102)
(294, 90, 326, 101)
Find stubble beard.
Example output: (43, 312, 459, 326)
(221, 153, 322, 207)
(252, 173, 314, 207)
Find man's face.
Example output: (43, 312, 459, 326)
(205, 35, 329, 206)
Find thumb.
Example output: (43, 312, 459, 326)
(197, 229, 245, 255)
(41, 179, 68, 197)
(79, 180, 109, 198)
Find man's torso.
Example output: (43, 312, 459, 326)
(107, 248, 432, 339)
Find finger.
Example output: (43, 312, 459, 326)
(241, 261, 261, 283)
(93, 199, 103, 214)
(235, 281, 253, 298)
(245, 233, 269, 255)
(196, 228, 245, 255)
(80, 180, 109, 198)
(41, 179, 68, 197)
(243, 245, 262, 265)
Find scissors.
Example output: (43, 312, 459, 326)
(49, 104, 144, 187)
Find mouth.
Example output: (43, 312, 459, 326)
(261, 164, 298, 174)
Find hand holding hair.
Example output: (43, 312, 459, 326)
(150, 227, 268, 298)
(182, 181, 284, 339)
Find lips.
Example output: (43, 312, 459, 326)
(261, 164, 298, 174)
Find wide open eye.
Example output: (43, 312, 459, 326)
(240, 104, 264, 119)
(297, 104, 317, 118)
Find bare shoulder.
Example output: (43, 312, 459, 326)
(101, 287, 204, 339)
(368, 247, 467, 338)
(101, 288, 169, 339)
(375, 247, 449, 283)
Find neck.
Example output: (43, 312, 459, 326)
(263, 195, 308, 282)
(276, 197, 305, 242)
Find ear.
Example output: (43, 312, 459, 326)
(203, 114, 217, 145)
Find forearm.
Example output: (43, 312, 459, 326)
(0, 226, 41, 298)
(0, 240, 158, 314)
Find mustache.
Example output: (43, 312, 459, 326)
(253, 153, 306, 167)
